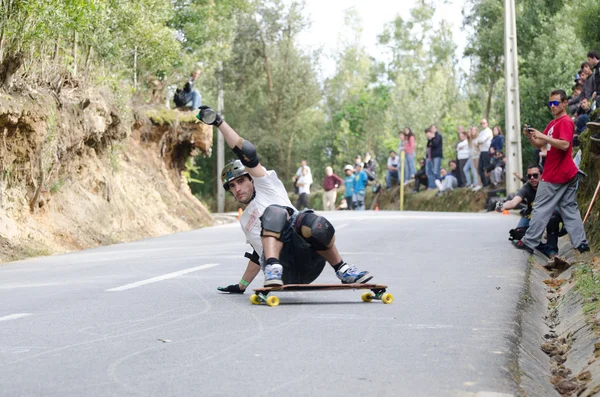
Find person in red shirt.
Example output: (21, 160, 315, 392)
(322, 166, 344, 211)
(512, 89, 590, 256)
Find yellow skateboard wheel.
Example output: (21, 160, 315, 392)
(250, 294, 261, 305)
(361, 292, 374, 302)
(266, 295, 280, 307)
(381, 293, 394, 304)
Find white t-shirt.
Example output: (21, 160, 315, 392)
(456, 139, 470, 160)
(239, 168, 295, 257)
(387, 156, 399, 169)
(297, 175, 311, 195)
(476, 127, 493, 152)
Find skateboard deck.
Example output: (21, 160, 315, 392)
(250, 283, 392, 306)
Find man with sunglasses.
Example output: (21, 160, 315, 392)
(499, 166, 562, 256)
(512, 89, 590, 256)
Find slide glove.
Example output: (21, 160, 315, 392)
(217, 284, 245, 294)
(495, 200, 504, 213)
(197, 106, 223, 127)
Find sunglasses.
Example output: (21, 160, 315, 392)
(527, 173, 540, 179)
(547, 100, 561, 107)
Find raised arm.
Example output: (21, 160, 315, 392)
(197, 106, 267, 178)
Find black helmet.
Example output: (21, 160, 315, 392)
(221, 160, 249, 191)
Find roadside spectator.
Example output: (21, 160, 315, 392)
(587, 50, 600, 105)
(343, 165, 354, 210)
(401, 127, 416, 182)
(295, 167, 311, 210)
(323, 166, 344, 211)
(574, 97, 591, 146)
(352, 163, 369, 211)
(386, 151, 400, 189)
(499, 165, 562, 257)
(425, 125, 443, 189)
(475, 118, 493, 189)
(456, 127, 470, 187)
(469, 125, 482, 189)
(363, 152, 377, 182)
(294, 159, 312, 194)
(512, 89, 590, 256)
(354, 155, 362, 166)
(173, 69, 202, 110)
(413, 158, 429, 193)
(491, 125, 505, 153)
(568, 83, 583, 114)
(486, 151, 506, 187)
(434, 161, 459, 194)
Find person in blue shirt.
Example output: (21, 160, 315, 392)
(343, 165, 355, 210)
(352, 163, 369, 210)
(491, 125, 505, 153)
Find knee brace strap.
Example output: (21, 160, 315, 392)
(298, 213, 336, 251)
(260, 205, 289, 240)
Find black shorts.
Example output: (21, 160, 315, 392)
(261, 207, 326, 284)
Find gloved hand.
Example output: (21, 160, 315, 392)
(495, 200, 504, 212)
(196, 106, 223, 127)
(217, 284, 245, 294)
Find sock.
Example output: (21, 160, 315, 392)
(265, 257, 280, 266)
(332, 260, 345, 272)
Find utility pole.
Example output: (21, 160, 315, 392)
(217, 61, 225, 213)
(504, 0, 523, 194)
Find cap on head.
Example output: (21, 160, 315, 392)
(344, 164, 354, 172)
(221, 159, 249, 191)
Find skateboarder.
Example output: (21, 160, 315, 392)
(195, 106, 373, 294)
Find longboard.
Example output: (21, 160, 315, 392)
(250, 283, 392, 307)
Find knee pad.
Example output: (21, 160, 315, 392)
(297, 213, 335, 251)
(260, 205, 289, 240)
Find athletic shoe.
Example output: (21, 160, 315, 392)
(535, 243, 557, 259)
(576, 243, 590, 253)
(263, 263, 283, 287)
(472, 185, 483, 191)
(586, 121, 600, 133)
(512, 239, 534, 254)
(336, 264, 373, 284)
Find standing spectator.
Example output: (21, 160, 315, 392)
(400, 128, 416, 182)
(574, 97, 591, 146)
(322, 166, 344, 211)
(413, 158, 429, 193)
(568, 83, 583, 114)
(468, 126, 482, 188)
(352, 163, 369, 211)
(512, 89, 589, 255)
(587, 50, 600, 105)
(456, 129, 471, 187)
(491, 125, 505, 153)
(173, 69, 203, 110)
(294, 159, 312, 194)
(295, 167, 311, 210)
(475, 118, 493, 189)
(386, 151, 400, 189)
(363, 152, 377, 181)
(354, 155, 362, 166)
(343, 165, 355, 210)
(425, 125, 443, 189)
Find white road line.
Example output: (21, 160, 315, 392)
(0, 313, 33, 322)
(105, 263, 220, 292)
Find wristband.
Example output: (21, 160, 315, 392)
(239, 279, 249, 287)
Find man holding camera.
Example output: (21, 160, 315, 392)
(512, 89, 589, 255)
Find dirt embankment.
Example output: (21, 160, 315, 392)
(0, 88, 214, 262)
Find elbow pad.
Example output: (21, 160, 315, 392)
(232, 138, 260, 168)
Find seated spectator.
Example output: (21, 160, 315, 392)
(413, 158, 429, 193)
(568, 83, 583, 114)
(173, 69, 202, 110)
(486, 151, 506, 187)
(385, 151, 400, 189)
(363, 152, 377, 181)
(497, 165, 561, 257)
(574, 97, 591, 146)
(434, 161, 459, 194)
(336, 197, 348, 210)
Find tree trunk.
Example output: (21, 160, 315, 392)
(71, 32, 78, 77)
(52, 35, 60, 61)
(485, 57, 500, 121)
(133, 46, 137, 89)
(0, 50, 24, 89)
(84, 45, 93, 76)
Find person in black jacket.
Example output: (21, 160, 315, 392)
(425, 125, 443, 189)
(173, 69, 202, 110)
(413, 158, 429, 193)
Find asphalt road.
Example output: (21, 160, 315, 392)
(0, 211, 525, 397)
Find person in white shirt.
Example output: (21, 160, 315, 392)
(195, 106, 372, 293)
(386, 151, 400, 189)
(456, 129, 472, 187)
(475, 118, 493, 187)
(295, 166, 311, 210)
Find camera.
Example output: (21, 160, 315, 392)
(524, 124, 533, 132)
